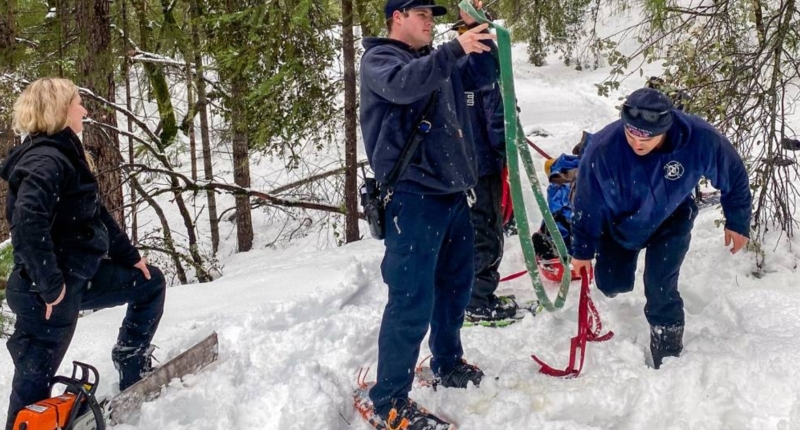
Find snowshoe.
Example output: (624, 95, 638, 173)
(353, 377, 456, 429)
(464, 295, 539, 327)
(465, 295, 517, 321)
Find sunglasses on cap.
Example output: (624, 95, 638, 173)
(623, 104, 670, 124)
(396, 0, 436, 11)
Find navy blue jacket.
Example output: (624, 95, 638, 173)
(466, 82, 505, 177)
(571, 110, 752, 260)
(360, 36, 498, 194)
(0, 128, 140, 303)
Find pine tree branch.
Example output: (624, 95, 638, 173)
(129, 48, 190, 69)
(14, 37, 38, 48)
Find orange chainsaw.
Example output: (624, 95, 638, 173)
(12, 361, 106, 430)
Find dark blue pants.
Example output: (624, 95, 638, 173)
(594, 199, 697, 327)
(4, 260, 166, 429)
(469, 174, 504, 308)
(369, 191, 474, 417)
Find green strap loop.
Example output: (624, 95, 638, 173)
(458, 1, 572, 311)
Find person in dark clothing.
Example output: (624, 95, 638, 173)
(570, 88, 752, 369)
(2, 78, 166, 429)
(359, 0, 497, 427)
(450, 21, 514, 322)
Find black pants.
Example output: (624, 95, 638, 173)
(468, 173, 504, 308)
(594, 199, 697, 327)
(369, 191, 474, 418)
(4, 259, 166, 429)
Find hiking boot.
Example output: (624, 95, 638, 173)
(493, 295, 519, 314)
(503, 216, 518, 237)
(650, 324, 684, 369)
(466, 295, 518, 322)
(436, 359, 484, 389)
(112, 344, 156, 391)
(379, 398, 454, 430)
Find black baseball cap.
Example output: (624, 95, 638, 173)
(621, 88, 675, 137)
(384, 0, 447, 19)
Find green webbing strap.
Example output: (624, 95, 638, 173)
(459, 1, 571, 311)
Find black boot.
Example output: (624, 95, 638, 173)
(650, 324, 684, 369)
(437, 359, 484, 388)
(112, 344, 156, 391)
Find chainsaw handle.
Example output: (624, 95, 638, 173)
(70, 361, 100, 396)
(49, 361, 106, 430)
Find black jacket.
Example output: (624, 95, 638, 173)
(0, 128, 140, 303)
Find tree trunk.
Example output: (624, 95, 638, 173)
(186, 62, 197, 182)
(188, 0, 220, 255)
(76, 0, 124, 227)
(354, 0, 377, 37)
(231, 79, 253, 253)
(751, 0, 765, 45)
(122, 0, 137, 243)
(0, 0, 16, 61)
(342, 0, 361, 243)
(0, 0, 17, 242)
(132, 0, 178, 149)
(0, 128, 14, 242)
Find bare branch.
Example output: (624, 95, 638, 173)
(125, 163, 346, 214)
(270, 160, 369, 194)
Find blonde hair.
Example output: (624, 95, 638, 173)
(12, 77, 78, 136)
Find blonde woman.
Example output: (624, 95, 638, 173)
(1, 78, 166, 428)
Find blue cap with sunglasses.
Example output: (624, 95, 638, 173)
(621, 88, 674, 138)
(384, 0, 447, 19)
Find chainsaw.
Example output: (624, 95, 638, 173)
(12, 361, 106, 430)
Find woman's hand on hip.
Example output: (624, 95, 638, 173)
(134, 257, 151, 280)
(45, 284, 66, 320)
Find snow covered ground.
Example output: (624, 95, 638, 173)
(4, 26, 800, 430)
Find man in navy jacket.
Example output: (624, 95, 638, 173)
(571, 88, 751, 369)
(449, 20, 513, 322)
(359, 0, 497, 426)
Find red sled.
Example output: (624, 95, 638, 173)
(536, 257, 592, 283)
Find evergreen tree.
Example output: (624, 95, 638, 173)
(205, 0, 340, 250)
(77, 0, 125, 226)
(0, 0, 19, 243)
(206, 0, 340, 164)
(499, 0, 596, 67)
(598, 0, 800, 270)
(341, 0, 361, 243)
